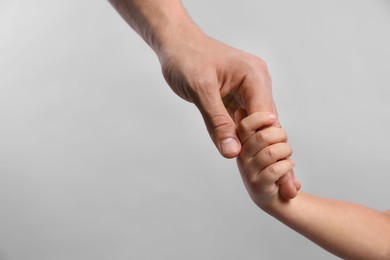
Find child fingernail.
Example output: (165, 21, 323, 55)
(268, 113, 276, 120)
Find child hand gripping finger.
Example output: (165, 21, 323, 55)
(235, 111, 297, 209)
(235, 110, 390, 260)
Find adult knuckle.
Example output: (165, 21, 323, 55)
(257, 59, 269, 72)
(249, 57, 269, 74)
(245, 59, 272, 87)
(209, 114, 233, 132)
(193, 75, 214, 91)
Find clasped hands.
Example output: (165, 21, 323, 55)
(158, 32, 300, 200)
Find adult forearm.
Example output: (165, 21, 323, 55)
(108, 0, 203, 54)
(264, 192, 390, 260)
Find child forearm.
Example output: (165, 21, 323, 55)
(263, 192, 390, 260)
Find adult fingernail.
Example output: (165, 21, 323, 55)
(221, 138, 240, 155)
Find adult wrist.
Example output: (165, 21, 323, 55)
(109, 0, 205, 57)
(153, 19, 206, 59)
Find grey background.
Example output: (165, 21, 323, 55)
(0, 1, 389, 259)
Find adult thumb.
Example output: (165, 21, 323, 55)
(193, 86, 241, 158)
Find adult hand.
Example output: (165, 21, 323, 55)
(158, 32, 300, 199)
(108, 0, 300, 199)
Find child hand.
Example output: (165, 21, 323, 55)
(235, 111, 299, 209)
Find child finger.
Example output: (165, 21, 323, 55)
(258, 159, 294, 186)
(277, 171, 297, 199)
(236, 112, 276, 144)
(292, 171, 302, 191)
(253, 143, 293, 169)
(234, 109, 248, 124)
(242, 127, 288, 158)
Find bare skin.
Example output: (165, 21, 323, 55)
(107, 0, 300, 199)
(236, 111, 390, 260)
